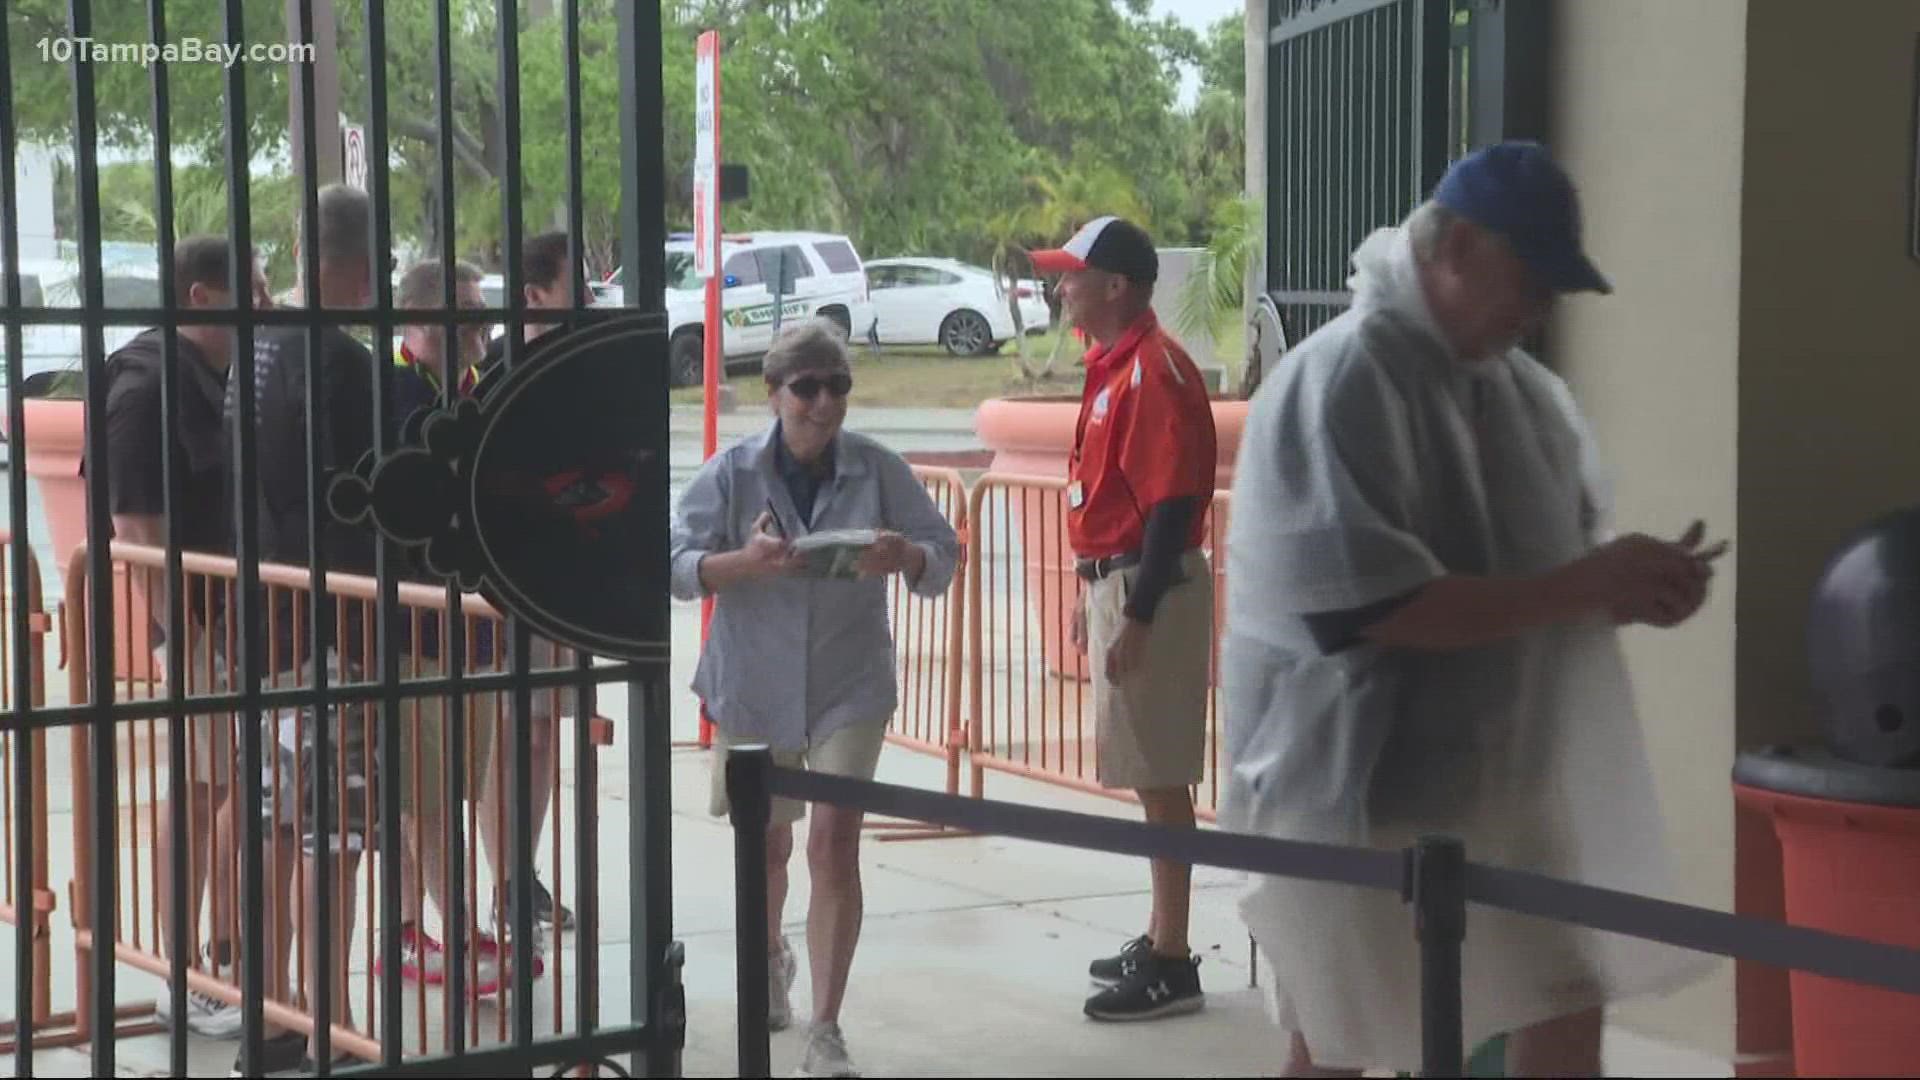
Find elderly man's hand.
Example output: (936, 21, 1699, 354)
(1588, 521, 1727, 628)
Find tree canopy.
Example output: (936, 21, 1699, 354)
(10, 0, 1246, 274)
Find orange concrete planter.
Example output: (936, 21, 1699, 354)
(2, 398, 155, 678)
(973, 393, 1246, 681)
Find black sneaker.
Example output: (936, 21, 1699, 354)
(1083, 951, 1204, 1022)
(1088, 933, 1152, 987)
(227, 1031, 306, 1077)
(503, 875, 576, 931)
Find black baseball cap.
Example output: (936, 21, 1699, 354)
(1029, 216, 1158, 285)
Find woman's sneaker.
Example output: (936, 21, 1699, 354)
(156, 943, 244, 1039)
(1083, 951, 1205, 1022)
(795, 1021, 860, 1078)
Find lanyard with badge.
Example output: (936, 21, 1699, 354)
(1068, 357, 1109, 512)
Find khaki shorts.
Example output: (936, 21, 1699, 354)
(1086, 549, 1213, 791)
(707, 721, 889, 829)
(411, 635, 578, 818)
(154, 630, 235, 789)
(396, 658, 502, 819)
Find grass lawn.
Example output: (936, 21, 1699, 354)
(669, 323, 1247, 410)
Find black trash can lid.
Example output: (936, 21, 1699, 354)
(1734, 743, 1920, 808)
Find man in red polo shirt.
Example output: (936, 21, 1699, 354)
(1032, 216, 1218, 1022)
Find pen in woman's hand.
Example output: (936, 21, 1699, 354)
(764, 500, 786, 539)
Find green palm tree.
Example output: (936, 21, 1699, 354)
(988, 163, 1153, 383)
(1173, 193, 1262, 380)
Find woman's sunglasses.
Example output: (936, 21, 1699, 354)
(785, 372, 853, 399)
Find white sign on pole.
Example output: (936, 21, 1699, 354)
(342, 123, 368, 191)
(693, 31, 720, 279)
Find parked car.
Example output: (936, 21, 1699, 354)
(608, 230, 876, 387)
(862, 257, 1050, 357)
(474, 271, 619, 342)
(0, 264, 158, 419)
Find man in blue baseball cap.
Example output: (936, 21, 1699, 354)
(1219, 141, 1723, 1076)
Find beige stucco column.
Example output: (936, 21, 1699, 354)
(1549, 0, 1746, 1056)
(1551, 0, 1920, 1067)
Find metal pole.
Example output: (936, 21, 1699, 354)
(695, 30, 723, 751)
(1411, 835, 1466, 1079)
(727, 746, 772, 1079)
(286, 0, 342, 185)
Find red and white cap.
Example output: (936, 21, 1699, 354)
(1028, 216, 1158, 284)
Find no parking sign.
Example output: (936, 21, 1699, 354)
(342, 123, 367, 190)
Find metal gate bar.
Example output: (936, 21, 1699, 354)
(0, 4, 33, 1060)
(1267, 0, 1452, 344)
(5, 0, 676, 1075)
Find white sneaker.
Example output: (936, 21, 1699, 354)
(768, 937, 797, 1033)
(156, 945, 244, 1040)
(794, 1021, 859, 1078)
(156, 988, 243, 1039)
(184, 989, 245, 1039)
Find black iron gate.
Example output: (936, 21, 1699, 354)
(1264, 0, 1550, 345)
(0, 1, 675, 1076)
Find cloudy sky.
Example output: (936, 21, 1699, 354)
(1151, 0, 1245, 106)
(1153, 0, 1243, 28)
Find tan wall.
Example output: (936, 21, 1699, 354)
(1737, 0, 1920, 751)
(1548, 0, 1748, 1057)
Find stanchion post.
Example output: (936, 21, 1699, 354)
(727, 745, 773, 1078)
(1411, 835, 1466, 1079)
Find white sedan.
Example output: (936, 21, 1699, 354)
(863, 257, 1050, 356)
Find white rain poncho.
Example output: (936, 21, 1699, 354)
(1219, 226, 1710, 1071)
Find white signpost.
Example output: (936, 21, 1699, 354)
(342, 122, 368, 190)
(693, 32, 720, 280)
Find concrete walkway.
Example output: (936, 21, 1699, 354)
(2, 600, 1733, 1078)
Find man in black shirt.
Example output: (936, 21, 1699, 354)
(97, 234, 269, 1040)
(225, 183, 382, 1073)
(475, 229, 578, 377)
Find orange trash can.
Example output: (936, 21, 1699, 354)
(1735, 745, 1920, 1078)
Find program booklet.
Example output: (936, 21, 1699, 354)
(789, 528, 880, 580)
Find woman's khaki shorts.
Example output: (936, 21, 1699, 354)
(1085, 549, 1214, 791)
(707, 720, 889, 829)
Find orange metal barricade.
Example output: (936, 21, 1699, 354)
(965, 475, 1228, 822)
(0, 531, 62, 1052)
(63, 542, 606, 1064)
(866, 467, 973, 841)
